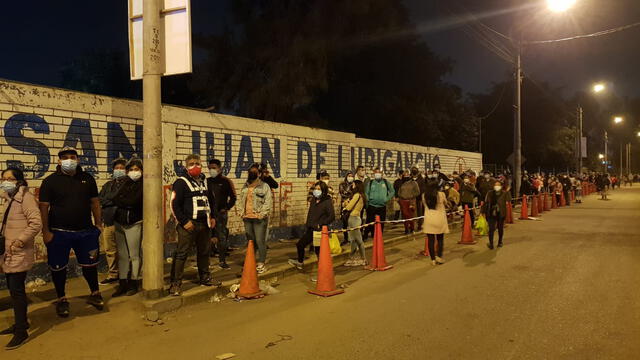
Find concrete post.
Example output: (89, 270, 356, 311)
(142, 0, 165, 299)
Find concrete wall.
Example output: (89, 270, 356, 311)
(0, 79, 482, 264)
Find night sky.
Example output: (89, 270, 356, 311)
(2, 0, 639, 97)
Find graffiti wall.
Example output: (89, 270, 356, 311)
(0, 79, 482, 262)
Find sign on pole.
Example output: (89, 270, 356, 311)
(128, 0, 192, 80)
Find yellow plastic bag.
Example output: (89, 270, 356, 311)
(474, 214, 489, 236)
(329, 233, 343, 255)
(312, 231, 343, 254)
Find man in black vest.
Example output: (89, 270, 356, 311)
(169, 154, 219, 296)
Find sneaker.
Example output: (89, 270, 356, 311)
(169, 283, 182, 296)
(56, 299, 70, 318)
(126, 280, 140, 296)
(5, 331, 28, 350)
(256, 263, 267, 274)
(0, 324, 29, 336)
(435, 256, 445, 264)
(99, 277, 118, 285)
(219, 262, 230, 270)
(431, 260, 437, 266)
(287, 259, 303, 270)
(310, 276, 317, 282)
(344, 259, 355, 267)
(497, 242, 504, 248)
(487, 243, 494, 250)
(112, 280, 129, 298)
(87, 293, 104, 311)
(359, 259, 368, 267)
(200, 277, 222, 287)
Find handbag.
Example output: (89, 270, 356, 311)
(0, 199, 15, 256)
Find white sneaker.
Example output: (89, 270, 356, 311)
(431, 260, 437, 266)
(256, 263, 267, 274)
(435, 256, 445, 264)
(287, 259, 303, 270)
(344, 259, 355, 267)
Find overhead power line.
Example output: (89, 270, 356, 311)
(526, 21, 640, 44)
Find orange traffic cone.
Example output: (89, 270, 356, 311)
(543, 192, 550, 211)
(237, 240, 265, 299)
(560, 191, 566, 206)
(519, 195, 529, 220)
(530, 195, 539, 217)
(506, 201, 514, 224)
(571, 190, 575, 202)
(551, 192, 557, 208)
(537, 194, 544, 213)
(308, 226, 344, 297)
(421, 235, 440, 257)
(458, 205, 477, 244)
(367, 216, 393, 271)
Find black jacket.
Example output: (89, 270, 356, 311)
(99, 177, 126, 226)
(114, 178, 143, 226)
(207, 175, 237, 212)
(171, 175, 216, 226)
(482, 190, 511, 220)
(305, 196, 335, 230)
(262, 175, 279, 189)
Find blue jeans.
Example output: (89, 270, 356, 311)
(243, 218, 269, 263)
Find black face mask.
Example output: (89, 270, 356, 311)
(248, 171, 259, 181)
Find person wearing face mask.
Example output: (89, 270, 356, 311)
(482, 181, 512, 249)
(206, 159, 237, 269)
(411, 167, 426, 229)
(308, 171, 334, 202)
(363, 168, 395, 240)
(97, 158, 128, 285)
(422, 179, 450, 266)
(443, 181, 460, 210)
(0, 167, 42, 349)
(39, 146, 104, 318)
(288, 181, 335, 271)
(111, 158, 144, 296)
(392, 170, 405, 221)
(237, 163, 273, 274)
(169, 154, 219, 296)
(338, 171, 356, 244)
(459, 175, 481, 226)
(397, 171, 420, 235)
(477, 171, 495, 202)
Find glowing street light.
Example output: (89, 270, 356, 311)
(637, 131, 640, 137)
(598, 154, 605, 159)
(547, 0, 577, 12)
(593, 83, 606, 93)
(614, 116, 624, 124)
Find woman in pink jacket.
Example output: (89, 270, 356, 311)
(0, 168, 42, 350)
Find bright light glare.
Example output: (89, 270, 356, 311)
(547, 0, 577, 12)
(637, 131, 640, 137)
(593, 84, 605, 93)
(614, 116, 623, 124)
(598, 154, 605, 159)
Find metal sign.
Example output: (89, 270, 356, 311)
(128, 0, 192, 80)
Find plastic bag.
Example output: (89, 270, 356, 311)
(474, 215, 489, 236)
(329, 233, 343, 254)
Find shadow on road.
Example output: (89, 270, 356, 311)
(462, 247, 497, 267)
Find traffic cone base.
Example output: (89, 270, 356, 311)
(238, 240, 265, 300)
(308, 226, 344, 297)
(368, 215, 393, 271)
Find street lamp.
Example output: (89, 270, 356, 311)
(614, 116, 624, 124)
(547, 0, 577, 12)
(598, 154, 605, 159)
(593, 83, 606, 93)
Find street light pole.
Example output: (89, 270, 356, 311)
(604, 130, 608, 173)
(576, 105, 583, 173)
(142, 0, 165, 299)
(513, 43, 522, 196)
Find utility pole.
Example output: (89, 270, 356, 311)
(513, 43, 522, 197)
(604, 130, 608, 174)
(142, 0, 164, 299)
(576, 106, 583, 173)
(620, 143, 623, 178)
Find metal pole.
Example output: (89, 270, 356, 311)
(513, 44, 522, 197)
(142, 0, 164, 299)
(604, 130, 608, 173)
(577, 106, 583, 173)
(620, 142, 623, 178)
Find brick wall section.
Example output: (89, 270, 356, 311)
(0, 79, 482, 264)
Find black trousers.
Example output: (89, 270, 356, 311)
(426, 234, 444, 260)
(564, 190, 571, 206)
(296, 227, 320, 263)
(488, 217, 505, 245)
(171, 222, 211, 283)
(364, 205, 386, 239)
(6, 271, 28, 332)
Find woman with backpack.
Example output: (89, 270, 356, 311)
(343, 180, 367, 266)
(482, 181, 511, 249)
(422, 181, 450, 266)
(0, 167, 42, 349)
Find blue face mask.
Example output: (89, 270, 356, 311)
(313, 189, 322, 198)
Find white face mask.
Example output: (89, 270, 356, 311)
(209, 169, 219, 178)
(346, 176, 354, 183)
(374, 173, 382, 180)
(61, 159, 78, 173)
(464, 179, 470, 184)
(113, 169, 126, 179)
(128, 170, 142, 181)
(0, 181, 17, 193)
(494, 186, 502, 192)
(444, 186, 450, 190)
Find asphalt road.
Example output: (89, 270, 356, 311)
(2, 187, 639, 359)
